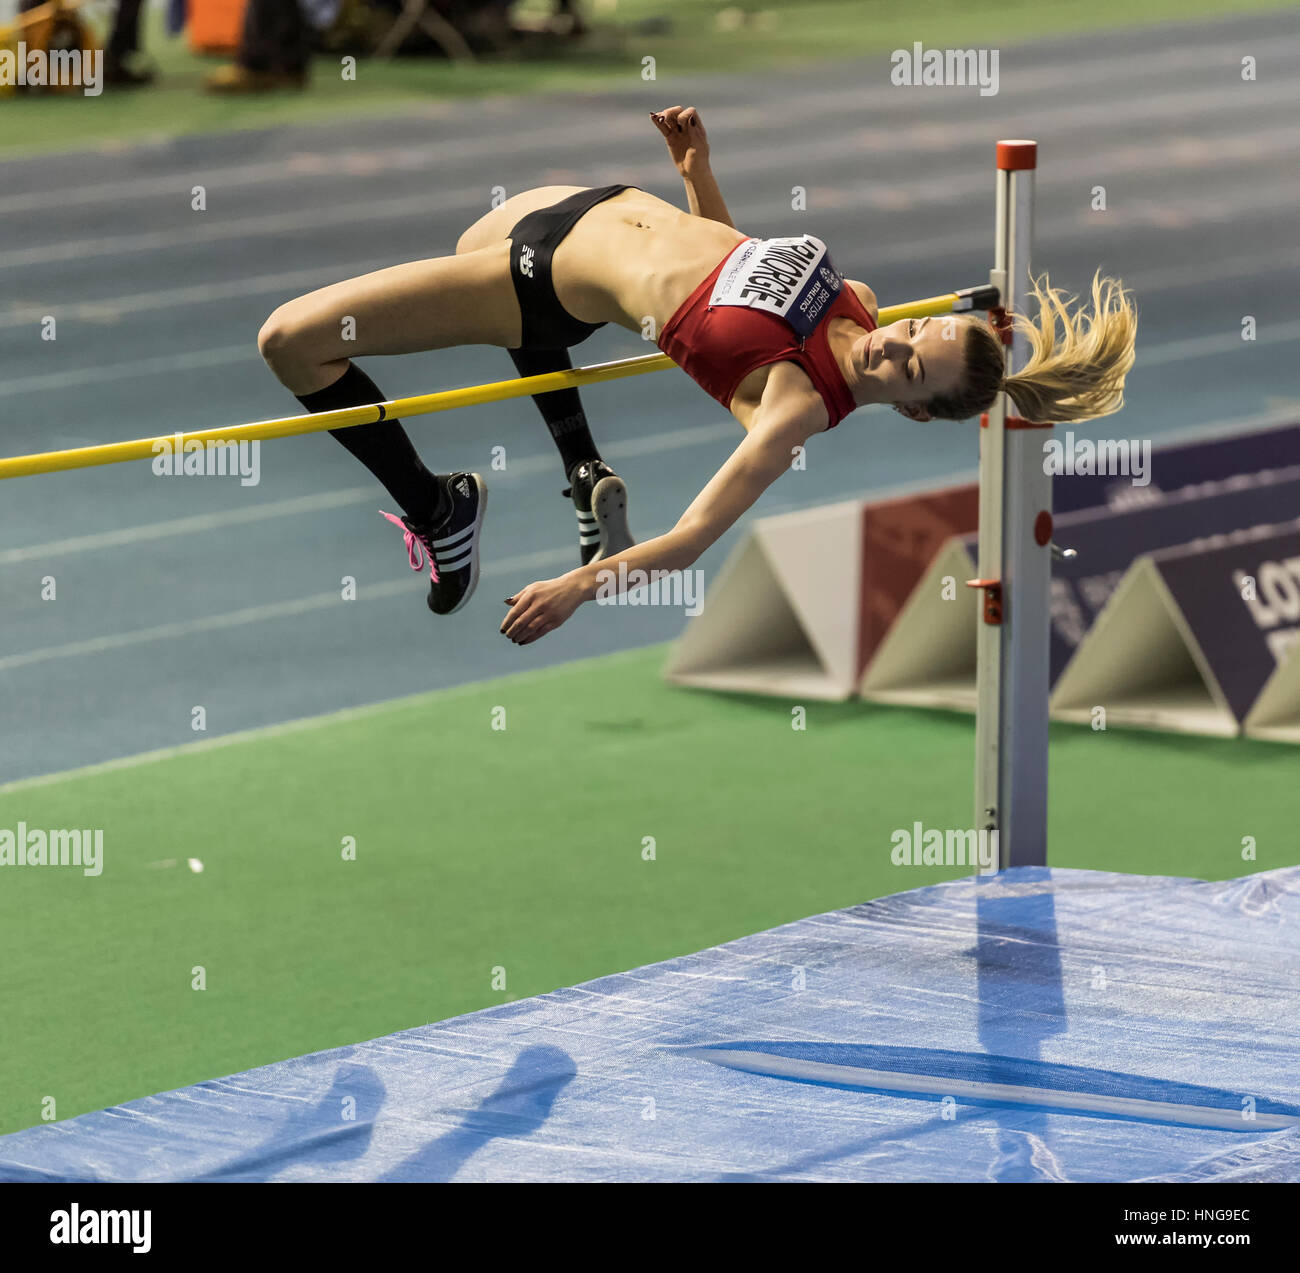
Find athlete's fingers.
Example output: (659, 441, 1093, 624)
(519, 597, 562, 643)
(511, 611, 545, 645)
(517, 613, 555, 645)
(500, 587, 535, 635)
(509, 599, 553, 644)
(502, 607, 529, 640)
(502, 607, 533, 642)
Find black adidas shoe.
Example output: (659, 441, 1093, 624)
(564, 460, 635, 566)
(381, 472, 487, 616)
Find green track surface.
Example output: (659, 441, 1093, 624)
(1, 0, 1292, 155)
(2, 642, 1297, 1136)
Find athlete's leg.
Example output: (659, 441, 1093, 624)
(480, 186, 639, 565)
(258, 247, 518, 613)
(504, 345, 603, 478)
(258, 245, 521, 394)
(257, 246, 519, 525)
(457, 201, 606, 481)
(503, 345, 636, 566)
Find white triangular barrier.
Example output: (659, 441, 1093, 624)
(858, 539, 980, 709)
(663, 500, 862, 700)
(1050, 558, 1239, 736)
(1245, 643, 1300, 742)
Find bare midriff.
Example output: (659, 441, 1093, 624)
(472, 185, 862, 428)
(549, 187, 747, 331)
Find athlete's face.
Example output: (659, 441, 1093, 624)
(856, 315, 969, 420)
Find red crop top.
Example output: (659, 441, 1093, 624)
(657, 234, 876, 429)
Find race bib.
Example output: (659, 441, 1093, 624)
(708, 235, 843, 340)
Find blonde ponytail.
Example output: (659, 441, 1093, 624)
(920, 271, 1137, 424)
(1003, 271, 1137, 423)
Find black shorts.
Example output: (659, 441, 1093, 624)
(507, 184, 639, 352)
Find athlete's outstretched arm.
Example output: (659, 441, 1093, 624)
(650, 105, 735, 228)
(501, 395, 826, 644)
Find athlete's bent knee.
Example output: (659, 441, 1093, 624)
(257, 306, 312, 381)
(257, 309, 289, 362)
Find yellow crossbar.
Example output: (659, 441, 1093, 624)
(0, 292, 978, 481)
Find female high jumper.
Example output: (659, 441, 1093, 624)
(257, 106, 1136, 645)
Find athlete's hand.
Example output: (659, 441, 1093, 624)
(650, 105, 710, 177)
(501, 575, 584, 646)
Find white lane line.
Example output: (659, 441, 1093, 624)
(0, 587, 401, 673)
(0, 344, 252, 397)
(0, 256, 396, 330)
(1134, 319, 1300, 368)
(9, 163, 1300, 335)
(0, 421, 737, 565)
(1125, 243, 1300, 294)
(6, 79, 1300, 271)
(0, 185, 491, 270)
(0, 642, 665, 796)
(3, 29, 1299, 216)
(0, 120, 576, 217)
(0, 542, 580, 673)
(837, 173, 1300, 276)
(842, 119, 1300, 212)
(0, 488, 375, 565)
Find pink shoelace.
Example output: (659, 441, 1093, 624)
(380, 510, 440, 582)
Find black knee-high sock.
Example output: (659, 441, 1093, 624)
(507, 346, 603, 481)
(296, 363, 449, 526)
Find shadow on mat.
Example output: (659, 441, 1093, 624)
(974, 864, 1067, 1180)
(196, 1059, 388, 1182)
(193, 1044, 574, 1182)
(379, 1044, 576, 1182)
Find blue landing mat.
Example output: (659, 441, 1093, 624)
(4, 866, 1300, 1182)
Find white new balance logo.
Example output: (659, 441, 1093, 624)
(519, 245, 535, 278)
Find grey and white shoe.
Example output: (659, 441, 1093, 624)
(564, 460, 634, 566)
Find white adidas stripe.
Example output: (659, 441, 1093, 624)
(438, 549, 475, 572)
(433, 523, 476, 550)
(577, 507, 600, 547)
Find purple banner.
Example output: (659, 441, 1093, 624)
(1156, 524, 1300, 722)
(1053, 421, 1300, 514)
